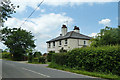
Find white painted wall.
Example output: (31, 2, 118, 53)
(47, 38, 91, 53)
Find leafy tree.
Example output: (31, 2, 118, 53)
(0, 0, 19, 26)
(91, 26, 120, 47)
(1, 27, 36, 61)
(34, 51, 42, 58)
(0, 0, 18, 41)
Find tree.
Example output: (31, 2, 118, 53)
(1, 27, 36, 61)
(91, 26, 120, 47)
(34, 51, 42, 58)
(0, 0, 18, 41)
(0, 0, 19, 27)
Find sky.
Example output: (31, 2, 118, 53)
(0, 0, 119, 53)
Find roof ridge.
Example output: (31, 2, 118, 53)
(79, 33, 92, 38)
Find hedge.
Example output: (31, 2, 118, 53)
(51, 45, 120, 76)
(52, 53, 68, 65)
(2, 52, 11, 59)
(47, 53, 55, 62)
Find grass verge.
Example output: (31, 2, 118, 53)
(48, 62, 120, 80)
(28, 62, 51, 64)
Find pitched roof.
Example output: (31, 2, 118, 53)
(46, 31, 92, 43)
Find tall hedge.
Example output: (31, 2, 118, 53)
(47, 53, 55, 62)
(51, 45, 120, 75)
(52, 53, 68, 65)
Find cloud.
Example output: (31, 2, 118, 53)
(10, 0, 119, 12)
(5, 13, 73, 33)
(0, 42, 7, 50)
(4, 13, 73, 53)
(40, 9, 45, 13)
(99, 19, 111, 26)
(89, 33, 97, 37)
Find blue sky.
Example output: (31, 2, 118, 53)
(0, 0, 119, 53)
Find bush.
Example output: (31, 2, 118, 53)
(28, 53, 33, 63)
(2, 52, 11, 59)
(51, 45, 120, 76)
(33, 57, 39, 63)
(47, 53, 55, 62)
(39, 56, 46, 64)
(52, 53, 68, 66)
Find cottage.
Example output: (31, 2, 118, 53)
(46, 25, 92, 53)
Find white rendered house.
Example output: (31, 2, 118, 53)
(46, 25, 92, 53)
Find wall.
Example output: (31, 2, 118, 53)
(47, 38, 91, 53)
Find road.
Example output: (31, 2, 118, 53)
(1, 59, 104, 79)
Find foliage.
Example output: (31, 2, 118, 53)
(0, 0, 19, 25)
(33, 57, 39, 63)
(38, 56, 46, 64)
(91, 26, 120, 47)
(47, 53, 55, 62)
(2, 52, 11, 59)
(49, 63, 119, 79)
(52, 53, 68, 65)
(28, 53, 33, 63)
(1, 27, 36, 61)
(34, 51, 42, 58)
(51, 45, 120, 76)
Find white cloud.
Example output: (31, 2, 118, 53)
(0, 42, 7, 50)
(89, 33, 97, 37)
(10, 0, 119, 12)
(99, 19, 111, 26)
(5, 13, 73, 33)
(40, 9, 45, 13)
(4, 13, 73, 53)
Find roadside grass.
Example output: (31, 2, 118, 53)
(0, 53, 2, 59)
(2, 58, 13, 61)
(48, 62, 119, 80)
(28, 62, 51, 64)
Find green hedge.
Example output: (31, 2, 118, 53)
(52, 53, 68, 65)
(47, 53, 55, 62)
(38, 56, 46, 63)
(51, 45, 120, 76)
(2, 52, 11, 59)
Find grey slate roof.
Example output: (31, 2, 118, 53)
(46, 31, 92, 43)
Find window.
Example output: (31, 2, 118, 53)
(53, 42, 55, 47)
(48, 43, 51, 48)
(59, 40, 61, 45)
(84, 41, 86, 45)
(65, 39, 67, 44)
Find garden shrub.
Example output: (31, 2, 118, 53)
(33, 57, 39, 63)
(51, 45, 120, 76)
(52, 53, 68, 66)
(47, 53, 55, 62)
(28, 53, 33, 63)
(39, 56, 46, 64)
(2, 52, 11, 59)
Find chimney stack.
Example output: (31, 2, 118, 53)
(73, 26, 80, 33)
(61, 25, 67, 36)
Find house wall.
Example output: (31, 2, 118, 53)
(47, 38, 91, 53)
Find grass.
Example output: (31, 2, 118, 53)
(28, 61, 51, 64)
(2, 58, 13, 61)
(48, 62, 120, 80)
